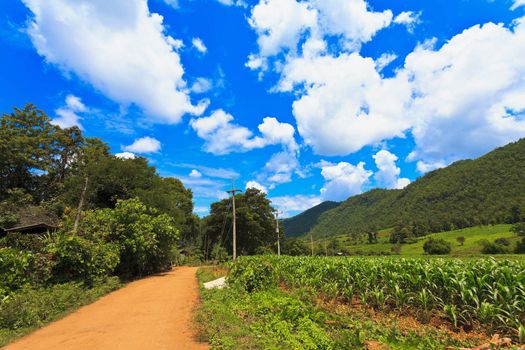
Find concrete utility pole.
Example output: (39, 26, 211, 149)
(273, 210, 283, 256)
(227, 178, 242, 261)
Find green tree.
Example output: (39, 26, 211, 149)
(204, 188, 275, 256)
(0, 104, 60, 199)
(80, 198, 180, 276)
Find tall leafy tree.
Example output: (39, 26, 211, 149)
(204, 188, 276, 256)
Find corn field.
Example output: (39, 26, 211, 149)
(228, 256, 525, 338)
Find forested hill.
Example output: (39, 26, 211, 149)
(283, 201, 339, 237)
(305, 138, 525, 238)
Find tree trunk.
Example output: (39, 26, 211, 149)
(73, 176, 89, 234)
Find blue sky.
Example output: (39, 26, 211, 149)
(1, 0, 525, 216)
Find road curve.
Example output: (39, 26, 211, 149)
(2, 267, 208, 350)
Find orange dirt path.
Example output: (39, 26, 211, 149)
(2, 267, 208, 350)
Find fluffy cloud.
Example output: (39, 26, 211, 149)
(190, 110, 298, 154)
(252, 8, 525, 170)
(404, 21, 525, 164)
(279, 53, 412, 155)
(249, 0, 317, 57)
(52, 95, 87, 129)
(246, 180, 268, 193)
(393, 11, 421, 32)
(123, 136, 161, 153)
(373, 150, 410, 189)
(192, 37, 207, 54)
(115, 151, 136, 159)
(269, 194, 322, 217)
(22, 0, 207, 124)
(247, 0, 392, 66)
(320, 161, 372, 201)
(189, 169, 202, 178)
(310, 0, 392, 50)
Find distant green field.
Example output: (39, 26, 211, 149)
(342, 224, 518, 256)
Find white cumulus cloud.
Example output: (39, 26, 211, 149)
(22, 0, 207, 124)
(320, 161, 372, 201)
(246, 180, 268, 193)
(190, 110, 298, 155)
(52, 94, 87, 129)
(189, 169, 202, 178)
(123, 136, 161, 154)
(373, 150, 410, 189)
(115, 152, 136, 159)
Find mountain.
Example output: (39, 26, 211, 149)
(303, 139, 525, 238)
(283, 201, 340, 237)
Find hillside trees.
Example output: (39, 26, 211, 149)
(302, 139, 525, 239)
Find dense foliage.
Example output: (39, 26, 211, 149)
(80, 198, 180, 276)
(203, 188, 276, 257)
(282, 201, 339, 237)
(229, 256, 525, 337)
(0, 104, 196, 240)
(422, 238, 452, 255)
(0, 104, 198, 343)
(299, 139, 525, 239)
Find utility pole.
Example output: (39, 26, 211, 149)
(273, 210, 283, 256)
(310, 234, 314, 256)
(226, 178, 242, 261)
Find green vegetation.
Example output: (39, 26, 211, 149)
(202, 188, 277, 257)
(320, 224, 519, 256)
(0, 104, 200, 344)
(290, 139, 525, 239)
(196, 262, 488, 349)
(229, 256, 525, 337)
(422, 238, 452, 255)
(282, 201, 339, 237)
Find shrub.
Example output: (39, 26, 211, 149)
(0, 232, 46, 252)
(46, 233, 119, 283)
(511, 222, 525, 236)
(481, 240, 511, 254)
(456, 236, 465, 246)
(423, 238, 452, 255)
(516, 238, 525, 254)
(494, 237, 510, 246)
(228, 257, 278, 292)
(80, 198, 180, 277)
(0, 248, 32, 296)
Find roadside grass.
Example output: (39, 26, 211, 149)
(341, 224, 518, 256)
(194, 267, 483, 349)
(0, 277, 122, 347)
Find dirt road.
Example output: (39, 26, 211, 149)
(3, 267, 208, 350)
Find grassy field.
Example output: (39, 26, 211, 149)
(334, 224, 518, 256)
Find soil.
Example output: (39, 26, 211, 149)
(2, 267, 208, 350)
